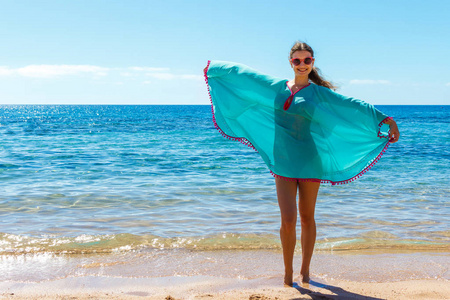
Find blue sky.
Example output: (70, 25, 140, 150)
(0, 0, 448, 105)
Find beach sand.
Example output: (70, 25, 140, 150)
(1, 249, 448, 299)
(1, 277, 448, 299)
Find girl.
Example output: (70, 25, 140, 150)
(204, 42, 400, 286)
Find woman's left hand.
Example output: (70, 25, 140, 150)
(386, 119, 400, 143)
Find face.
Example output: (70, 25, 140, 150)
(290, 50, 314, 77)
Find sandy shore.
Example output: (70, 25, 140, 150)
(1, 276, 448, 299)
(1, 249, 448, 299)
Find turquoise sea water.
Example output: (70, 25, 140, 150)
(0, 105, 448, 254)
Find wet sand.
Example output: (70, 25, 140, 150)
(1, 249, 448, 299)
(1, 277, 448, 299)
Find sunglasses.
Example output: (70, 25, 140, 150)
(290, 57, 314, 66)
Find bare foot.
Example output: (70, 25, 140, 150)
(284, 272, 293, 287)
(300, 272, 310, 283)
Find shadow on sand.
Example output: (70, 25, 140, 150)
(290, 279, 384, 300)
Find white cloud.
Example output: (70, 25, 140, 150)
(128, 66, 202, 81)
(145, 73, 202, 81)
(146, 72, 175, 80)
(0, 66, 14, 76)
(0, 65, 109, 78)
(349, 79, 390, 85)
(180, 74, 203, 80)
(0, 64, 202, 81)
(18, 65, 109, 78)
(446, 82, 450, 86)
(129, 67, 170, 72)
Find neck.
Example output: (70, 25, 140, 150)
(293, 75, 309, 87)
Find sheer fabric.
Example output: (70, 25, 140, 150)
(204, 60, 391, 185)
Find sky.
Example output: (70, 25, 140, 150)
(0, 0, 449, 105)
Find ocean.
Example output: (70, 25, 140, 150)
(0, 105, 449, 282)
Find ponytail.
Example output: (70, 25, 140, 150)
(309, 67, 337, 90)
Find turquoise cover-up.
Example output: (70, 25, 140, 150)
(204, 60, 392, 185)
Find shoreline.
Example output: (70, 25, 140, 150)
(1, 249, 448, 299)
(1, 276, 448, 299)
(2, 249, 448, 282)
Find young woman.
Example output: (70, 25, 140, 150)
(204, 42, 400, 286)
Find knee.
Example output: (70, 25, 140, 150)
(280, 217, 297, 233)
(299, 213, 315, 227)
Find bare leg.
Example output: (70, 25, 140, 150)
(275, 177, 298, 286)
(298, 181, 320, 283)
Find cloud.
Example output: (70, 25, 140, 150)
(129, 66, 203, 81)
(146, 72, 175, 80)
(180, 74, 203, 80)
(0, 64, 202, 81)
(0, 66, 14, 76)
(446, 82, 450, 86)
(120, 72, 134, 77)
(18, 65, 109, 78)
(0, 65, 109, 78)
(349, 79, 390, 85)
(145, 72, 203, 81)
(129, 67, 170, 72)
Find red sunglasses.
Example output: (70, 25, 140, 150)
(290, 57, 314, 66)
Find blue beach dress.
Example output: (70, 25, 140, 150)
(204, 60, 392, 185)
